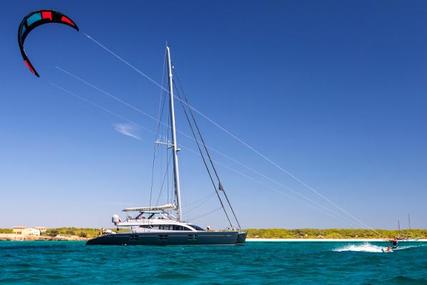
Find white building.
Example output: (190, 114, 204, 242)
(12, 226, 41, 236)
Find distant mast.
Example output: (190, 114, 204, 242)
(166, 46, 183, 221)
(408, 213, 411, 230)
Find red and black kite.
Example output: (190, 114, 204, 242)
(18, 10, 79, 77)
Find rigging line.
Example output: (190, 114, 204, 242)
(175, 81, 241, 229)
(49, 82, 164, 208)
(149, 50, 168, 208)
(84, 33, 166, 91)
(172, 89, 379, 229)
(52, 74, 345, 222)
(180, 92, 376, 230)
(51, 76, 347, 222)
(51, 81, 343, 222)
(205, 146, 343, 220)
(180, 95, 234, 228)
(166, 107, 172, 205)
(174, 74, 344, 222)
(55, 65, 232, 226)
(49, 82, 151, 134)
(185, 133, 234, 228)
(184, 192, 216, 210)
(155, 49, 168, 135)
(167, 150, 170, 204)
(187, 112, 379, 231)
(155, 154, 172, 206)
(187, 207, 223, 223)
(56, 61, 261, 185)
(51, 83, 179, 212)
(173, 72, 295, 188)
(56, 66, 162, 124)
(56, 65, 266, 189)
(54, 67, 363, 229)
(56, 66, 196, 146)
(83, 34, 374, 232)
(181, 111, 340, 223)
(181, 144, 343, 221)
(183, 192, 216, 215)
(148, 140, 157, 207)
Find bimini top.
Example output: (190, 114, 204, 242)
(122, 203, 176, 212)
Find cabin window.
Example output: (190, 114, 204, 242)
(172, 225, 188, 231)
(158, 225, 189, 231)
(189, 224, 205, 231)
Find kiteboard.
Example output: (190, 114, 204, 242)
(381, 246, 396, 253)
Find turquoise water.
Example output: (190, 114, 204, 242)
(1, 241, 426, 284)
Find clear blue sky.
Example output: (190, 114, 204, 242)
(1, 0, 426, 229)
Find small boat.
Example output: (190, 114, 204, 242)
(87, 46, 246, 246)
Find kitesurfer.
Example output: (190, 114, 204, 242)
(390, 238, 398, 249)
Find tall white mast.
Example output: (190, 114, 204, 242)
(166, 46, 183, 221)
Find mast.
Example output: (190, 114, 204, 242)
(166, 46, 183, 221)
(408, 213, 411, 230)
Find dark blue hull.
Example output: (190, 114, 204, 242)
(87, 231, 247, 246)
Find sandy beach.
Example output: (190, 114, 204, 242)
(247, 238, 427, 242)
(0, 233, 86, 241)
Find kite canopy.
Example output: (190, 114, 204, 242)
(18, 10, 79, 77)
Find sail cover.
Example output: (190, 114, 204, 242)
(122, 203, 176, 212)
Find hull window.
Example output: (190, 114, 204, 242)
(188, 234, 198, 241)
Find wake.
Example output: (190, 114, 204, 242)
(334, 243, 384, 253)
(333, 243, 422, 253)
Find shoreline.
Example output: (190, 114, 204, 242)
(247, 238, 427, 242)
(0, 234, 87, 241)
(2, 235, 426, 243)
(2, 228, 427, 242)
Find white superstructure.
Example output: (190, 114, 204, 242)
(111, 206, 206, 233)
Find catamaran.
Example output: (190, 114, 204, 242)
(87, 46, 246, 245)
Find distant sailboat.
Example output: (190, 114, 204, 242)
(87, 46, 246, 245)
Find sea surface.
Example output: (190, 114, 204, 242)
(0, 241, 426, 284)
